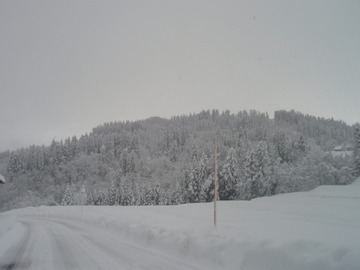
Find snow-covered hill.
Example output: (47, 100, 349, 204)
(1, 180, 360, 270)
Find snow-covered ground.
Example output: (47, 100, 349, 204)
(1, 179, 360, 270)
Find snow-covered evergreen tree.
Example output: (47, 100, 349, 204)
(181, 171, 191, 204)
(107, 184, 118, 206)
(165, 180, 182, 205)
(88, 187, 107, 205)
(273, 132, 290, 163)
(353, 124, 360, 177)
(187, 154, 201, 203)
(144, 184, 160, 205)
(242, 142, 270, 200)
(200, 173, 214, 202)
(77, 185, 87, 205)
(254, 141, 270, 195)
(186, 152, 211, 203)
(219, 148, 239, 200)
(242, 147, 258, 200)
(119, 181, 132, 206)
(61, 183, 77, 205)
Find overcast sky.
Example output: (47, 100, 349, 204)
(0, 1, 359, 152)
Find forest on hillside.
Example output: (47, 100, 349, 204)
(0, 109, 357, 211)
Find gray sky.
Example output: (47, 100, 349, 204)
(1, 0, 359, 152)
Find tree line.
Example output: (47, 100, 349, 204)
(0, 109, 357, 210)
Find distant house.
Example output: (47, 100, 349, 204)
(334, 144, 354, 152)
(331, 144, 354, 158)
(0, 174, 5, 184)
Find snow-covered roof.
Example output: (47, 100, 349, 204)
(0, 174, 5, 184)
(331, 150, 353, 158)
(333, 144, 354, 152)
(334, 145, 343, 151)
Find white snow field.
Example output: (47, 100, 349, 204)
(1, 180, 360, 270)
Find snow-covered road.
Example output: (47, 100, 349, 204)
(0, 215, 206, 270)
(1, 180, 360, 270)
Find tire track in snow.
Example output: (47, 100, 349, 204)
(0, 222, 33, 270)
(5, 215, 208, 270)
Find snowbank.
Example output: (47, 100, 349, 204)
(1, 180, 360, 269)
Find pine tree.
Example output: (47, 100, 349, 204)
(187, 154, 201, 203)
(181, 171, 191, 203)
(219, 148, 239, 200)
(144, 184, 160, 205)
(187, 152, 210, 203)
(242, 147, 258, 200)
(353, 124, 360, 177)
(242, 142, 270, 199)
(273, 132, 290, 163)
(107, 185, 118, 206)
(62, 183, 77, 205)
(255, 141, 272, 196)
(200, 173, 214, 202)
(167, 180, 182, 205)
(296, 135, 306, 153)
(119, 181, 132, 206)
(77, 185, 87, 205)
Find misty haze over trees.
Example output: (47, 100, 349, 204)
(0, 109, 358, 211)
